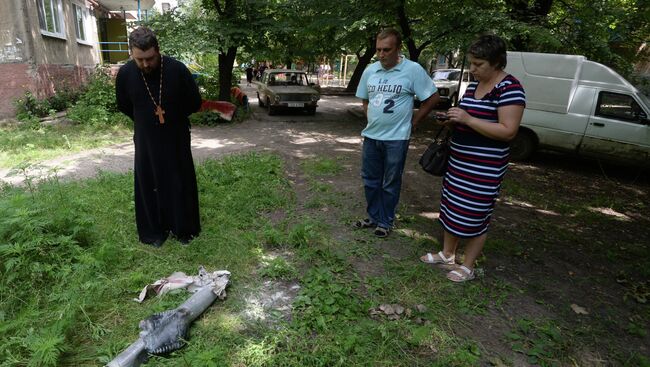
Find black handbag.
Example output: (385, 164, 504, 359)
(419, 128, 450, 176)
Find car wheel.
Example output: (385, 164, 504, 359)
(257, 92, 264, 107)
(307, 107, 316, 115)
(267, 99, 275, 115)
(510, 129, 537, 161)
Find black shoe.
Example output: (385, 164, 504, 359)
(174, 233, 196, 246)
(354, 218, 376, 229)
(178, 237, 192, 246)
(374, 226, 390, 238)
(141, 233, 168, 248)
(141, 238, 165, 247)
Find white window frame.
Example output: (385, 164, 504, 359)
(37, 0, 66, 39)
(73, 3, 93, 45)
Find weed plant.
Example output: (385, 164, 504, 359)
(67, 68, 124, 126)
(13, 89, 81, 121)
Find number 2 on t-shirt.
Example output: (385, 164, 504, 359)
(383, 99, 395, 113)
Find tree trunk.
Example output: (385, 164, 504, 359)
(218, 46, 237, 101)
(346, 37, 377, 92)
(213, 0, 238, 101)
(396, 0, 420, 62)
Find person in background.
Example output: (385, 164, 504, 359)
(257, 63, 267, 80)
(420, 34, 526, 282)
(245, 66, 254, 86)
(354, 28, 439, 238)
(115, 27, 202, 247)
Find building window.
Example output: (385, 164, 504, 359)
(37, 0, 65, 38)
(73, 3, 89, 41)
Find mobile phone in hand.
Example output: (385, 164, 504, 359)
(435, 113, 449, 121)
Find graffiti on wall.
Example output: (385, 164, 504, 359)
(0, 30, 23, 62)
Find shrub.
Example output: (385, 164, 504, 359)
(47, 88, 81, 111)
(13, 92, 52, 120)
(195, 72, 220, 100)
(194, 66, 243, 100)
(14, 89, 82, 121)
(67, 68, 121, 125)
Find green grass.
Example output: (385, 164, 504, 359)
(1, 152, 648, 366)
(300, 156, 344, 176)
(0, 121, 132, 169)
(0, 152, 487, 366)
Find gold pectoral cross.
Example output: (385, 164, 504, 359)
(155, 105, 165, 124)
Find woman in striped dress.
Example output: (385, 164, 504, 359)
(420, 35, 526, 282)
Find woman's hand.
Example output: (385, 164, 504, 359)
(447, 107, 471, 125)
(435, 112, 455, 127)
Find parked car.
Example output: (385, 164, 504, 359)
(431, 69, 474, 107)
(413, 68, 473, 108)
(254, 69, 320, 115)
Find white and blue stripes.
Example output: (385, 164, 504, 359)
(439, 75, 526, 238)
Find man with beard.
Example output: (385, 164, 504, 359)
(116, 27, 202, 247)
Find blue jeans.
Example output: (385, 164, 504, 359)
(361, 138, 410, 229)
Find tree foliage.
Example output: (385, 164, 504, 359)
(146, 0, 648, 96)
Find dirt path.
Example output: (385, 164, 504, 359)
(3, 83, 649, 364)
(0, 86, 366, 186)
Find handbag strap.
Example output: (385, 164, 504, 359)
(434, 126, 450, 140)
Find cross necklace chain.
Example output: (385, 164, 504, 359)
(140, 55, 165, 124)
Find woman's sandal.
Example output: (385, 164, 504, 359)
(354, 218, 375, 228)
(447, 265, 475, 283)
(374, 226, 390, 238)
(420, 251, 455, 265)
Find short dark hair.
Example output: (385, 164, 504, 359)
(377, 28, 402, 48)
(129, 27, 159, 51)
(468, 35, 507, 69)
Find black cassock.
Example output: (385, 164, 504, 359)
(115, 56, 202, 244)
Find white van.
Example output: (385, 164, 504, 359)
(505, 52, 650, 165)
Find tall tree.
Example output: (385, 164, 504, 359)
(201, 0, 277, 100)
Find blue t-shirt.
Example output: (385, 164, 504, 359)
(355, 57, 436, 140)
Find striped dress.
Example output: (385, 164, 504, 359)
(439, 75, 526, 238)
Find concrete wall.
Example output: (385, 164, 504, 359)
(0, 0, 101, 118)
(0, 0, 30, 63)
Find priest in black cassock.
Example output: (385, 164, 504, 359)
(115, 27, 202, 247)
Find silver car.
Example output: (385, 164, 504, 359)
(255, 69, 320, 115)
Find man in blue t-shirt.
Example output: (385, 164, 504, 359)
(355, 28, 439, 238)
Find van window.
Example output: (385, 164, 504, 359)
(596, 92, 644, 123)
